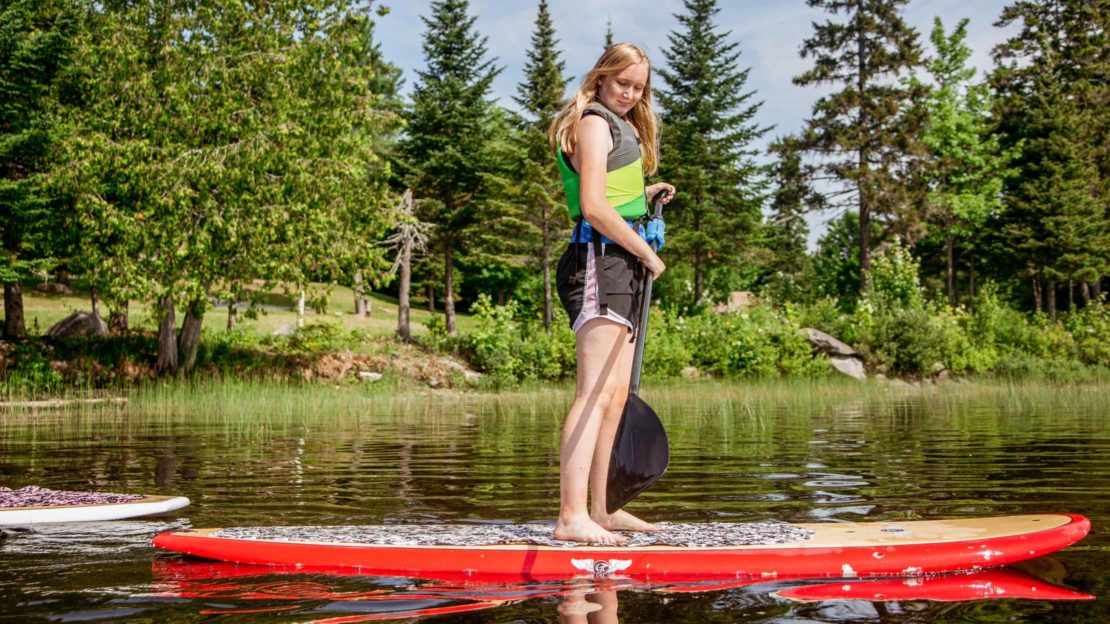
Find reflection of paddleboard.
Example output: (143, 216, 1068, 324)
(153, 514, 1089, 581)
(772, 568, 1094, 602)
(1, 495, 190, 525)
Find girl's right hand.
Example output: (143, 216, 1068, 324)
(644, 253, 666, 279)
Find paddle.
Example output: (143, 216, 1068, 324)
(606, 189, 671, 514)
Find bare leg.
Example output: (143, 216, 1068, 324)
(555, 318, 630, 544)
(585, 590, 619, 624)
(588, 332, 658, 532)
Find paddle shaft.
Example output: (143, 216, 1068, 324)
(629, 190, 668, 396)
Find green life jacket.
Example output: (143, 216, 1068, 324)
(556, 102, 647, 222)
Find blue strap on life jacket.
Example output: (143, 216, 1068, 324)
(569, 219, 646, 245)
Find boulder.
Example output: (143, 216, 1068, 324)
(47, 311, 108, 338)
(829, 355, 867, 381)
(714, 291, 755, 313)
(35, 282, 74, 295)
(803, 328, 860, 358)
(358, 371, 383, 383)
(680, 366, 701, 381)
(272, 323, 296, 336)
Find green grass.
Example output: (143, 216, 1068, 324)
(19, 281, 475, 338)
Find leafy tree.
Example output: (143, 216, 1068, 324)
(513, 0, 571, 330)
(793, 0, 924, 292)
(657, 0, 769, 306)
(915, 17, 1012, 307)
(60, 1, 400, 372)
(809, 210, 882, 306)
(401, 0, 503, 334)
(0, 0, 81, 338)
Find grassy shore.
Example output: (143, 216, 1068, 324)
(5, 375, 1107, 423)
(19, 281, 475, 337)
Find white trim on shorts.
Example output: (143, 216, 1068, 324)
(571, 242, 634, 334)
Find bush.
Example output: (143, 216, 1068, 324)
(436, 294, 576, 388)
(1064, 304, 1110, 368)
(2, 342, 63, 395)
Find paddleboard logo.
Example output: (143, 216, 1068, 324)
(571, 558, 632, 577)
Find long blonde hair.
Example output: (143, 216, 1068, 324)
(549, 43, 660, 175)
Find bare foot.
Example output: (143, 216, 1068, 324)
(592, 509, 659, 532)
(555, 515, 628, 544)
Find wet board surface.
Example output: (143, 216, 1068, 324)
(0, 495, 191, 525)
(152, 513, 1090, 582)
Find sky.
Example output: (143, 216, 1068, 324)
(372, 0, 1019, 249)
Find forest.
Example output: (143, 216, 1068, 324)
(1, 0, 1107, 390)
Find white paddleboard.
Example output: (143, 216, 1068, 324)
(0, 495, 190, 525)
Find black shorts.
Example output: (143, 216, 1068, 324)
(555, 241, 646, 336)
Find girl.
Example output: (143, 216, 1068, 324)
(548, 43, 675, 544)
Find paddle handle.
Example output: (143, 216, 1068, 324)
(629, 189, 669, 396)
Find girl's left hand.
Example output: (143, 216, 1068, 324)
(646, 182, 676, 204)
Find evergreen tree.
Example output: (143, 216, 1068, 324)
(764, 136, 812, 276)
(793, 0, 924, 292)
(604, 17, 614, 49)
(992, 0, 1109, 315)
(657, 0, 769, 306)
(916, 17, 1012, 307)
(0, 0, 81, 338)
(401, 0, 502, 334)
(513, 0, 570, 330)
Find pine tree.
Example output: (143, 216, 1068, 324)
(657, 0, 769, 306)
(992, 0, 1108, 315)
(0, 0, 81, 338)
(793, 0, 924, 292)
(513, 0, 570, 330)
(764, 136, 812, 276)
(401, 0, 502, 334)
(604, 18, 614, 50)
(916, 17, 1011, 307)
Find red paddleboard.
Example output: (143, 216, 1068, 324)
(152, 514, 1089, 582)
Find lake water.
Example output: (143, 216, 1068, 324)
(1, 382, 1107, 622)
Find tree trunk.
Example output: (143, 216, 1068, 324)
(426, 282, 435, 313)
(946, 234, 956, 307)
(108, 302, 128, 333)
(1092, 281, 1102, 302)
(444, 239, 457, 335)
(155, 296, 178, 375)
(693, 207, 704, 303)
(3, 281, 26, 339)
(227, 301, 237, 331)
(542, 213, 552, 332)
(56, 267, 72, 287)
(856, 4, 871, 293)
(968, 251, 976, 313)
(178, 298, 205, 374)
(1047, 279, 1057, 320)
(90, 287, 100, 317)
(354, 270, 370, 317)
(397, 244, 412, 341)
(296, 290, 305, 328)
(1068, 278, 1074, 311)
(1032, 272, 1042, 313)
(1081, 282, 1091, 306)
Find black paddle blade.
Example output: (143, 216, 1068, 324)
(606, 393, 669, 514)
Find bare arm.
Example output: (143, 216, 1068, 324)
(571, 116, 662, 271)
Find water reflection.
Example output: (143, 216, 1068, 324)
(2, 386, 1109, 621)
(148, 559, 1091, 622)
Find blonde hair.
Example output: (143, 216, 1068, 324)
(549, 43, 660, 175)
